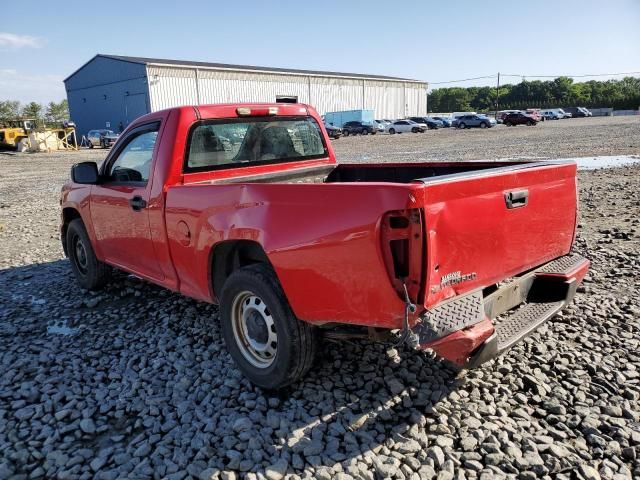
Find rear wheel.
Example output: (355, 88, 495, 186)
(66, 219, 111, 290)
(220, 264, 319, 390)
(343, 130, 349, 137)
(458, 122, 466, 129)
(389, 128, 396, 135)
(505, 121, 513, 127)
(15, 138, 29, 152)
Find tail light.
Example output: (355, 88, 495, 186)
(381, 209, 424, 304)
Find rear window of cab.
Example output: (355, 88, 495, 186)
(185, 116, 328, 172)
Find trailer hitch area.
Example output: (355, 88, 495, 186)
(394, 283, 420, 348)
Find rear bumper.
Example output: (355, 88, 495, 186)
(413, 253, 590, 367)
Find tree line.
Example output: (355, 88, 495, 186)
(427, 76, 640, 113)
(0, 100, 70, 124)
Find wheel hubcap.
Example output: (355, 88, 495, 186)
(231, 292, 277, 368)
(73, 236, 88, 275)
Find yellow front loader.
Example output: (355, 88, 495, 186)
(0, 119, 36, 151)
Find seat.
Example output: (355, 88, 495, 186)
(259, 126, 299, 160)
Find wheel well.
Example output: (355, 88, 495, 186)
(61, 208, 81, 256)
(210, 240, 270, 300)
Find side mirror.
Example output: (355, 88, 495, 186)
(71, 162, 99, 184)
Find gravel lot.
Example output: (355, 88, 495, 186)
(332, 116, 640, 163)
(0, 116, 639, 480)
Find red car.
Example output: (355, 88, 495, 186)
(503, 112, 539, 126)
(61, 103, 588, 389)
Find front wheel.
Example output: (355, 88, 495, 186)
(66, 219, 111, 290)
(412, 127, 419, 133)
(480, 122, 487, 129)
(458, 122, 466, 129)
(505, 121, 513, 127)
(388, 128, 396, 135)
(343, 130, 349, 137)
(527, 121, 533, 126)
(220, 264, 319, 390)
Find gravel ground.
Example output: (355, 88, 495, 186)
(331, 116, 640, 163)
(0, 116, 639, 480)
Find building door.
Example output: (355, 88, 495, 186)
(124, 93, 149, 125)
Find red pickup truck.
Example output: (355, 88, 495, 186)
(61, 103, 589, 389)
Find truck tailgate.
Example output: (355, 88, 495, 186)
(420, 162, 578, 308)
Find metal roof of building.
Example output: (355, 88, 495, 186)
(65, 54, 426, 84)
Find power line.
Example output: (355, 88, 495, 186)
(501, 71, 640, 78)
(429, 75, 497, 85)
(431, 71, 640, 85)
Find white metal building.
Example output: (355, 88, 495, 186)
(65, 54, 428, 136)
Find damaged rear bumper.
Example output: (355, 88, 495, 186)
(413, 253, 590, 368)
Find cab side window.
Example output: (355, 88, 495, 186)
(107, 125, 159, 184)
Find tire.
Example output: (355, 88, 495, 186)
(505, 121, 512, 127)
(361, 129, 368, 135)
(480, 122, 488, 129)
(88, 141, 94, 149)
(343, 130, 349, 137)
(389, 128, 396, 135)
(66, 219, 111, 290)
(458, 122, 466, 129)
(15, 138, 28, 152)
(527, 121, 533, 126)
(412, 127, 419, 133)
(220, 264, 319, 390)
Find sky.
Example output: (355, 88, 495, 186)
(1, 0, 639, 104)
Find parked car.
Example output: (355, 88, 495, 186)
(373, 120, 387, 133)
(497, 110, 521, 123)
(525, 109, 543, 122)
(563, 107, 590, 118)
(87, 129, 119, 148)
(408, 117, 442, 130)
(342, 121, 376, 136)
(540, 109, 561, 120)
(503, 112, 538, 126)
(324, 124, 342, 139)
(454, 114, 496, 129)
(430, 116, 451, 127)
(581, 107, 593, 117)
(387, 120, 425, 134)
(555, 109, 572, 119)
(61, 101, 589, 389)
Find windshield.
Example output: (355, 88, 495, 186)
(186, 116, 327, 172)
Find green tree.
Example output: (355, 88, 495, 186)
(21, 102, 43, 120)
(0, 100, 21, 122)
(45, 100, 69, 123)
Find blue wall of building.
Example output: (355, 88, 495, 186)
(65, 57, 151, 138)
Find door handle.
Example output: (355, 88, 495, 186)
(504, 189, 528, 209)
(129, 195, 147, 211)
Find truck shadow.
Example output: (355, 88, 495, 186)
(0, 260, 465, 478)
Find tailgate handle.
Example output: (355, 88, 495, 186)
(505, 189, 528, 209)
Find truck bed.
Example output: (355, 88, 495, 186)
(205, 161, 563, 185)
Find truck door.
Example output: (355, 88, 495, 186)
(89, 121, 164, 281)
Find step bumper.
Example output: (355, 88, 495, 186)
(413, 254, 590, 367)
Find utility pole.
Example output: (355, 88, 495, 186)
(495, 72, 500, 119)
